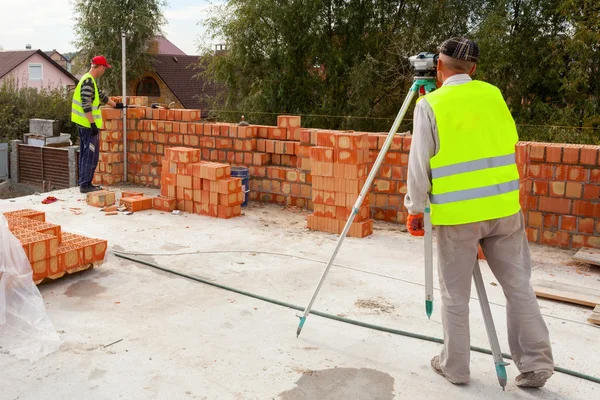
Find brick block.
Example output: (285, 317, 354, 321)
(86, 190, 116, 208)
(309, 147, 334, 162)
(122, 191, 143, 199)
(538, 196, 571, 214)
(541, 230, 571, 248)
(217, 205, 242, 219)
(3, 209, 45, 222)
(347, 219, 373, 238)
(177, 174, 193, 189)
(165, 146, 201, 163)
(580, 146, 599, 165)
(120, 196, 153, 212)
(153, 196, 177, 212)
(335, 132, 367, 150)
(562, 145, 581, 164)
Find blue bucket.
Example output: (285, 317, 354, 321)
(231, 166, 250, 207)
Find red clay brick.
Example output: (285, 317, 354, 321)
(543, 214, 558, 229)
(562, 145, 581, 164)
(530, 144, 545, 161)
(583, 184, 600, 200)
(560, 215, 577, 231)
(538, 196, 571, 214)
(572, 200, 599, 217)
(541, 230, 571, 248)
(528, 164, 553, 179)
(549, 181, 565, 197)
(565, 182, 582, 198)
(527, 211, 542, 227)
(578, 218, 595, 234)
(532, 180, 549, 195)
(545, 144, 562, 163)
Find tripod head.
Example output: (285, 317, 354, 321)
(408, 52, 438, 77)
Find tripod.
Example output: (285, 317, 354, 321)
(296, 75, 509, 390)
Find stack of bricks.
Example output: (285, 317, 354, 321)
(249, 116, 311, 207)
(159, 147, 244, 218)
(3, 209, 108, 283)
(364, 132, 411, 225)
(306, 131, 374, 238)
(518, 142, 600, 249)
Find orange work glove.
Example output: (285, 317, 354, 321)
(407, 213, 425, 237)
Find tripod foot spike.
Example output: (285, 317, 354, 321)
(496, 362, 508, 390)
(296, 316, 306, 338)
(426, 300, 433, 319)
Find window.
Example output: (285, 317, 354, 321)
(136, 76, 160, 97)
(29, 63, 42, 80)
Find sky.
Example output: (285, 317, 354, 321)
(0, 0, 224, 55)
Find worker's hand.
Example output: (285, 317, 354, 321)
(90, 123, 99, 136)
(407, 213, 425, 237)
(115, 102, 125, 109)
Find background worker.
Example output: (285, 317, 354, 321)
(404, 37, 554, 388)
(71, 55, 123, 193)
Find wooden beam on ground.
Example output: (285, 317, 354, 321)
(532, 280, 600, 308)
(588, 305, 600, 326)
(573, 247, 600, 267)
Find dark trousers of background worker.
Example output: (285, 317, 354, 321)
(77, 126, 99, 188)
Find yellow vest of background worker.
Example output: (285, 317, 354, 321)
(71, 73, 103, 129)
(424, 80, 521, 226)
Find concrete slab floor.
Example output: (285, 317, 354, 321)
(1, 187, 599, 400)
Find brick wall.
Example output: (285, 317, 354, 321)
(517, 142, 599, 249)
(96, 97, 600, 249)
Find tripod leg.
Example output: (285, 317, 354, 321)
(296, 89, 418, 337)
(424, 203, 433, 319)
(473, 259, 509, 390)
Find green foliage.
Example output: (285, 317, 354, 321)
(73, 0, 167, 94)
(200, 0, 600, 144)
(0, 78, 74, 143)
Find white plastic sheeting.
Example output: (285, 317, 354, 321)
(0, 215, 60, 360)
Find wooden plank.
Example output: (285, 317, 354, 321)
(573, 247, 600, 267)
(532, 280, 600, 308)
(588, 305, 600, 326)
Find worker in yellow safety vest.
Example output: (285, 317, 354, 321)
(404, 37, 554, 388)
(71, 55, 123, 193)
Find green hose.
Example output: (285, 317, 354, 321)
(113, 252, 600, 385)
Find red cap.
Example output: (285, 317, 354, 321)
(91, 55, 112, 68)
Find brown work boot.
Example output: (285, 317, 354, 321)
(515, 370, 553, 388)
(430, 356, 469, 385)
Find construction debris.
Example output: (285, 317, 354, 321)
(532, 280, 600, 308)
(573, 247, 600, 267)
(588, 305, 600, 325)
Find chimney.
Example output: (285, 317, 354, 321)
(26, 44, 32, 49)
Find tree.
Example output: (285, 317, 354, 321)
(200, 0, 599, 144)
(200, 1, 486, 131)
(73, 0, 167, 94)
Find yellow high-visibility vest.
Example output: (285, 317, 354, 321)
(71, 73, 103, 128)
(424, 80, 521, 225)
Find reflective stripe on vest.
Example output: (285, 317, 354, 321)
(71, 73, 103, 129)
(425, 80, 521, 225)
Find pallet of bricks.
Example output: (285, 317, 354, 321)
(307, 131, 374, 238)
(155, 147, 244, 218)
(3, 209, 108, 284)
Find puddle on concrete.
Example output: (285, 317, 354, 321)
(279, 368, 395, 400)
(65, 280, 107, 297)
